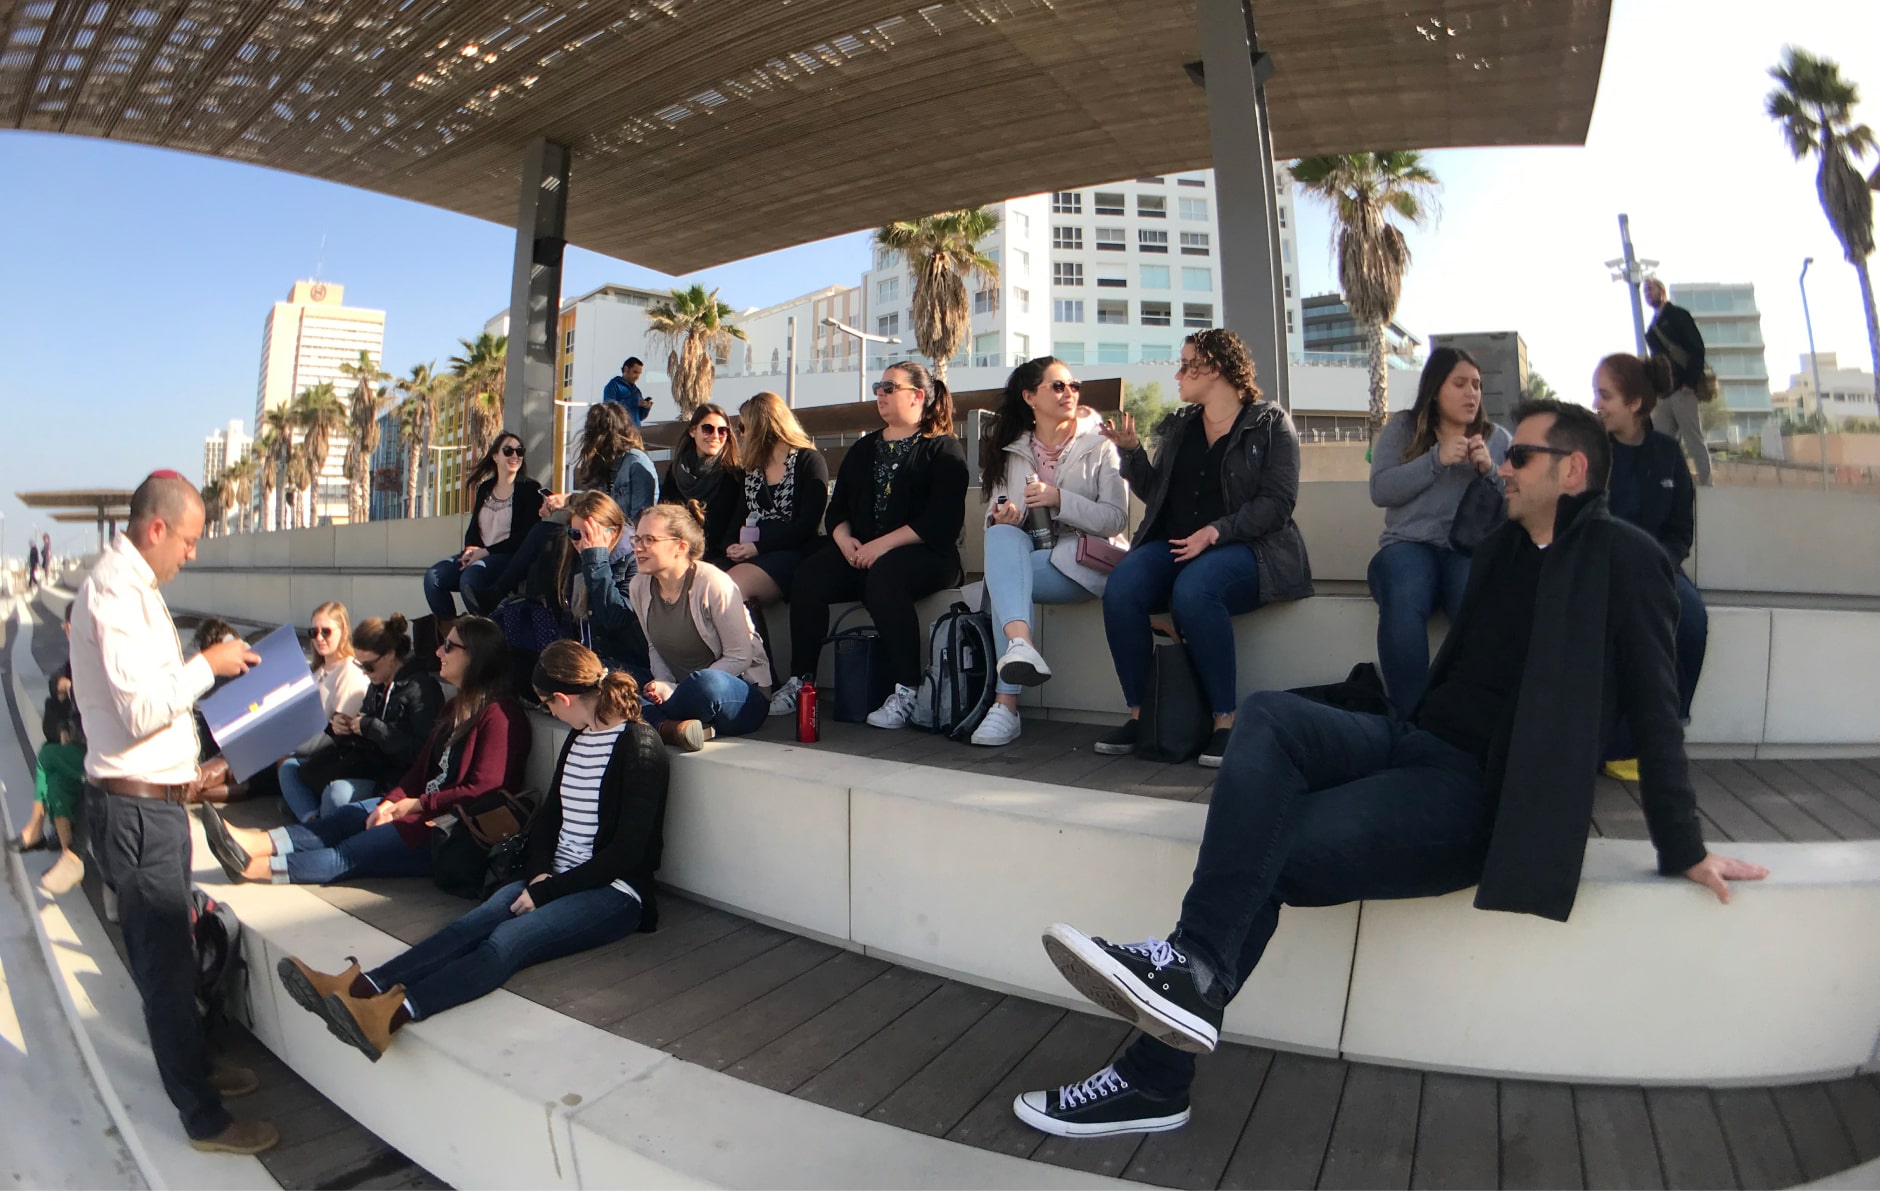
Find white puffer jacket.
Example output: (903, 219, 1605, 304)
(985, 408, 1130, 596)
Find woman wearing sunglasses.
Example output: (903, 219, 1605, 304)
(974, 357, 1130, 747)
(723, 391, 830, 609)
(769, 362, 970, 728)
(199, 617, 529, 886)
(273, 640, 668, 1063)
(661, 405, 742, 568)
(555, 491, 651, 678)
(422, 433, 545, 620)
(307, 602, 369, 722)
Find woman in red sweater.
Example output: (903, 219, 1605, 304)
(199, 617, 529, 885)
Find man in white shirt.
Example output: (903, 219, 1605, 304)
(69, 471, 278, 1155)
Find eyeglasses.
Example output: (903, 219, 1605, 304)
(1505, 444, 1575, 470)
(440, 638, 468, 654)
(1047, 379, 1083, 395)
(872, 381, 919, 397)
(697, 424, 730, 438)
(312, 627, 336, 639)
(499, 445, 525, 458)
(1175, 359, 1208, 377)
(628, 534, 678, 548)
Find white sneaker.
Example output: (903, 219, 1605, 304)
(866, 683, 918, 729)
(768, 676, 804, 717)
(997, 639, 1052, 687)
(971, 703, 1023, 747)
(102, 886, 119, 923)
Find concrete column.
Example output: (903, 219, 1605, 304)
(506, 139, 570, 469)
(1197, 0, 1289, 410)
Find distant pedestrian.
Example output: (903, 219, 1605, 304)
(1642, 279, 1712, 486)
(26, 541, 40, 589)
(603, 357, 653, 428)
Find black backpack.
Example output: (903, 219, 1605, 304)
(910, 602, 998, 741)
(190, 888, 246, 1030)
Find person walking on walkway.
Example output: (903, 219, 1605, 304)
(1010, 400, 1766, 1140)
(67, 471, 278, 1155)
(26, 540, 40, 589)
(1643, 278, 1712, 486)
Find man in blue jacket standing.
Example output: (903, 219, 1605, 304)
(603, 357, 652, 427)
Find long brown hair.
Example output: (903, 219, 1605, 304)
(465, 431, 530, 494)
(679, 403, 741, 469)
(533, 640, 642, 726)
(353, 613, 411, 660)
(981, 356, 1062, 497)
(738, 391, 813, 472)
(439, 615, 510, 744)
(557, 491, 629, 606)
(1404, 347, 1490, 461)
(575, 402, 644, 490)
(889, 360, 953, 437)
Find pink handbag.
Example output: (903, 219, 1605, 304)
(1075, 534, 1127, 575)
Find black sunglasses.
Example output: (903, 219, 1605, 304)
(1505, 444, 1574, 469)
(499, 444, 525, 458)
(567, 526, 587, 543)
(697, 424, 730, 438)
(1047, 379, 1083, 395)
(440, 638, 468, 654)
(312, 627, 336, 638)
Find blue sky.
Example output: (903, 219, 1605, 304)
(0, 0, 1874, 559)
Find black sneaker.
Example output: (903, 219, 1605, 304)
(1093, 719, 1140, 756)
(1012, 1063, 1191, 1138)
(1197, 727, 1233, 769)
(1042, 923, 1222, 1053)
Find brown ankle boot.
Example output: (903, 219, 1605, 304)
(658, 719, 706, 752)
(277, 956, 363, 1018)
(190, 1119, 280, 1155)
(322, 986, 410, 1062)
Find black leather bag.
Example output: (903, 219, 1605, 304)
(430, 788, 539, 899)
(1136, 626, 1211, 763)
(826, 606, 891, 724)
(1448, 475, 1507, 557)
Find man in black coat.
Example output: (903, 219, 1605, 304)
(1009, 399, 1768, 1142)
(1644, 278, 1712, 486)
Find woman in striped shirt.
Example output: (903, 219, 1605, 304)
(274, 640, 669, 1061)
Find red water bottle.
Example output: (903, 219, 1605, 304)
(795, 680, 820, 743)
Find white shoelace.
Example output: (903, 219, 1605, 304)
(884, 684, 915, 714)
(1059, 1065, 1128, 1109)
(1116, 938, 1182, 970)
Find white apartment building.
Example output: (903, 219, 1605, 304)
(202, 418, 251, 487)
(253, 280, 385, 526)
(1771, 352, 1878, 421)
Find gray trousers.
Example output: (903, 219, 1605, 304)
(1652, 387, 1711, 485)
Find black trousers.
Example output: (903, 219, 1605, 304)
(786, 541, 956, 689)
(83, 781, 113, 890)
(100, 789, 231, 1140)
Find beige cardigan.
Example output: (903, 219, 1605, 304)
(628, 561, 773, 689)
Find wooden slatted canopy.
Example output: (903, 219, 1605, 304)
(0, 0, 1610, 274)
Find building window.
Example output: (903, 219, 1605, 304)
(1014, 287, 1030, 314)
(1014, 333, 1030, 358)
(1140, 344, 1175, 362)
(1096, 266, 1128, 288)
(878, 277, 900, 303)
(1014, 211, 1030, 238)
(973, 288, 1000, 315)
(878, 312, 900, 337)
(1180, 232, 1211, 256)
(1282, 240, 1293, 264)
(1097, 299, 1129, 325)
(1012, 247, 1029, 275)
(1284, 273, 1293, 298)
(1286, 309, 1296, 334)
(1277, 206, 1287, 229)
(874, 247, 891, 271)
(1055, 341, 1086, 364)
(563, 328, 575, 350)
(1094, 191, 1126, 216)
(1178, 176, 1206, 187)
(1136, 176, 1165, 185)
(1140, 265, 1170, 289)
(1179, 197, 1208, 221)
(562, 361, 573, 386)
(1098, 342, 1130, 364)
(1053, 262, 1083, 287)
(1095, 227, 1126, 252)
(973, 332, 1000, 367)
(1139, 229, 1169, 253)
(1183, 302, 1214, 328)
(1182, 266, 1213, 291)
(1054, 298, 1085, 323)
(1052, 191, 1082, 214)
(1140, 300, 1172, 327)
(1053, 226, 1083, 251)
(1137, 194, 1167, 219)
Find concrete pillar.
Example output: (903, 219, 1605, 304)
(506, 139, 570, 470)
(1197, 0, 1289, 410)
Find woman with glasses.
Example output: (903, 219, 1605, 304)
(1095, 329, 1313, 768)
(556, 491, 651, 678)
(661, 405, 742, 568)
(423, 433, 545, 619)
(273, 639, 668, 1063)
(281, 615, 445, 823)
(1367, 347, 1511, 718)
(973, 357, 1129, 747)
(201, 617, 526, 885)
(770, 362, 970, 729)
(307, 601, 369, 722)
(623, 500, 773, 751)
(723, 391, 830, 609)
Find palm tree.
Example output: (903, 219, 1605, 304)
(258, 408, 294, 530)
(646, 285, 744, 417)
(340, 350, 391, 523)
(292, 382, 347, 527)
(874, 209, 1001, 382)
(1768, 47, 1878, 383)
(201, 477, 226, 538)
(449, 333, 508, 459)
(225, 456, 255, 533)
(1524, 371, 1559, 402)
(1291, 152, 1441, 437)
(396, 361, 443, 517)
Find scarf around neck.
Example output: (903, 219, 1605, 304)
(668, 441, 729, 506)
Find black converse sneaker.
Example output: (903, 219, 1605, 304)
(1042, 923, 1222, 1053)
(1012, 1063, 1191, 1138)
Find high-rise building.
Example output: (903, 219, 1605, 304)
(369, 409, 407, 522)
(1667, 282, 1772, 421)
(202, 419, 251, 487)
(1301, 293, 1422, 364)
(253, 280, 386, 527)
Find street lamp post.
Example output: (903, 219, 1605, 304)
(821, 318, 901, 402)
(1605, 214, 1659, 355)
(1799, 258, 1830, 492)
(554, 398, 588, 492)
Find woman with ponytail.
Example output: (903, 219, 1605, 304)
(1593, 351, 1709, 777)
(275, 640, 668, 1062)
(627, 501, 773, 750)
(770, 360, 969, 729)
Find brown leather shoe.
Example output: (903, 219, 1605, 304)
(277, 955, 362, 1019)
(322, 985, 409, 1062)
(210, 1063, 258, 1097)
(189, 1119, 280, 1155)
(658, 719, 707, 753)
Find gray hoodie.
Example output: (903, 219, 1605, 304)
(1369, 411, 1512, 550)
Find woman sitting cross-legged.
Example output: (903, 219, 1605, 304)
(722, 391, 831, 611)
(199, 616, 528, 885)
(628, 500, 774, 751)
(974, 356, 1129, 747)
(273, 640, 669, 1062)
(1367, 347, 1511, 717)
(422, 433, 545, 619)
(769, 361, 970, 729)
(281, 614, 445, 823)
(1096, 329, 1314, 767)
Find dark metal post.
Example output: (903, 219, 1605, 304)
(506, 139, 570, 469)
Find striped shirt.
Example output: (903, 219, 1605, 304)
(550, 722, 639, 900)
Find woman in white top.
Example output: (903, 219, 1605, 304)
(309, 601, 369, 719)
(975, 357, 1129, 747)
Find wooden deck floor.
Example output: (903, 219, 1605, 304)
(748, 716, 1880, 843)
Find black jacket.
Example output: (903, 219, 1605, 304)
(574, 545, 652, 673)
(733, 448, 832, 555)
(662, 447, 744, 560)
(301, 660, 445, 789)
(1609, 430, 1695, 565)
(463, 478, 546, 554)
(827, 431, 970, 573)
(1122, 402, 1313, 604)
(522, 721, 669, 928)
(43, 663, 80, 745)
(1647, 303, 1707, 393)
(1441, 491, 1708, 921)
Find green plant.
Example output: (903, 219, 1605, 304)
(874, 209, 1001, 382)
(1124, 380, 1178, 441)
(646, 285, 743, 417)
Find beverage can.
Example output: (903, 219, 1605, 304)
(795, 681, 820, 743)
(740, 524, 761, 545)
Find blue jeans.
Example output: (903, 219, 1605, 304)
(1116, 691, 1490, 1098)
(1606, 573, 1709, 759)
(1101, 540, 1263, 717)
(277, 757, 378, 824)
(424, 555, 503, 618)
(1368, 541, 1473, 718)
(643, 669, 769, 737)
(368, 879, 640, 1019)
(983, 524, 1093, 696)
(269, 803, 432, 885)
